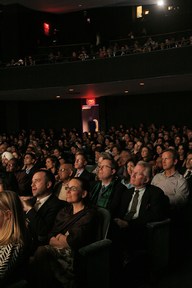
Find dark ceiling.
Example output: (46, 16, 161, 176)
(1, 74, 192, 102)
(0, 0, 158, 14)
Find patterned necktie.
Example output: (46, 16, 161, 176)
(125, 190, 140, 220)
(185, 170, 191, 179)
(75, 171, 80, 177)
(34, 199, 41, 211)
(98, 185, 106, 200)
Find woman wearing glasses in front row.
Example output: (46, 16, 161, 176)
(28, 177, 99, 288)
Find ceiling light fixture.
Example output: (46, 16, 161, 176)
(157, 1, 164, 7)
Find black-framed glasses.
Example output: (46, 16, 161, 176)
(65, 186, 79, 192)
(59, 168, 68, 172)
(98, 165, 112, 170)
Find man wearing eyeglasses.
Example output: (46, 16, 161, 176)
(90, 158, 128, 218)
(54, 163, 74, 201)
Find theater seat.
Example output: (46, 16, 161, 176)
(74, 207, 112, 288)
(5, 279, 29, 288)
(147, 218, 171, 274)
(122, 218, 171, 287)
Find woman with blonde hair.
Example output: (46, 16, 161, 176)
(0, 190, 29, 286)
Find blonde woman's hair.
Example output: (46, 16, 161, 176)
(0, 190, 26, 245)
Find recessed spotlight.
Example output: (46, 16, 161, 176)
(140, 82, 145, 86)
(124, 90, 129, 93)
(56, 95, 61, 99)
(69, 88, 74, 92)
(157, 1, 164, 7)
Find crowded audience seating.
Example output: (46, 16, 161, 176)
(1, 122, 192, 288)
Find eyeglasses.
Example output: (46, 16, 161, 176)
(59, 168, 68, 172)
(65, 186, 79, 192)
(98, 165, 112, 170)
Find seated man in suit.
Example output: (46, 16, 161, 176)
(20, 169, 66, 253)
(74, 152, 95, 182)
(109, 160, 170, 281)
(90, 157, 128, 218)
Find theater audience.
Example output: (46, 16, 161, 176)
(28, 177, 99, 288)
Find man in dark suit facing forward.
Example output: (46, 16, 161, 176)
(109, 160, 170, 283)
(20, 169, 66, 253)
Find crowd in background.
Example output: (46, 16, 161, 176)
(1, 122, 192, 287)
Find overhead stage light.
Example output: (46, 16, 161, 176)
(157, 1, 165, 6)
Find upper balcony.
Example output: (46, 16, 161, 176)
(0, 39, 192, 101)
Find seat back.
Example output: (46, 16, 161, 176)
(147, 218, 171, 272)
(96, 207, 111, 240)
(75, 207, 112, 288)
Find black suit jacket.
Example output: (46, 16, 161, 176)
(118, 184, 170, 225)
(90, 177, 129, 218)
(77, 169, 95, 182)
(109, 184, 170, 250)
(25, 193, 66, 251)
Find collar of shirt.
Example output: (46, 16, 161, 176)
(76, 169, 84, 176)
(36, 194, 52, 208)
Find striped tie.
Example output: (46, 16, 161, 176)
(125, 190, 140, 220)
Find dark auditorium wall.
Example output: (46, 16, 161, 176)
(0, 4, 39, 61)
(0, 99, 82, 134)
(1, 92, 192, 134)
(100, 92, 192, 130)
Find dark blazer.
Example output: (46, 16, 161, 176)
(90, 177, 128, 218)
(77, 169, 95, 182)
(109, 184, 170, 250)
(16, 164, 39, 196)
(25, 193, 66, 251)
(118, 184, 170, 224)
(53, 181, 63, 197)
(48, 205, 99, 250)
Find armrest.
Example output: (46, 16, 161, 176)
(78, 239, 112, 256)
(146, 218, 171, 229)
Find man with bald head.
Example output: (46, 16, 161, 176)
(54, 163, 74, 201)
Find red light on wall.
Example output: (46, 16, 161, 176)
(86, 98, 96, 106)
(43, 22, 50, 36)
